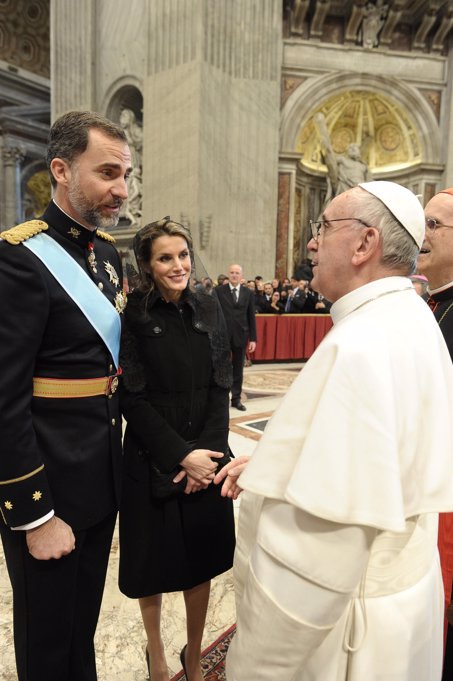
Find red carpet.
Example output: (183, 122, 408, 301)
(171, 624, 236, 681)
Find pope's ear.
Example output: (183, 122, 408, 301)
(352, 227, 380, 264)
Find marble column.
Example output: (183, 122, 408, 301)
(142, 0, 282, 280)
(444, 44, 453, 187)
(50, 0, 96, 119)
(2, 146, 25, 227)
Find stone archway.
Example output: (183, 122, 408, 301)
(104, 81, 144, 129)
(281, 71, 440, 163)
(277, 72, 442, 277)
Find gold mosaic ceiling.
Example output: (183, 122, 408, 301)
(296, 90, 422, 174)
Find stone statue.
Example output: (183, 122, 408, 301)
(123, 167, 142, 229)
(314, 112, 372, 201)
(360, 0, 388, 49)
(119, 108, 143, 168)
(119, 108, 143, 227)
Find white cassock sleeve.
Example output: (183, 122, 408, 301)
(226, 499, 376, 681)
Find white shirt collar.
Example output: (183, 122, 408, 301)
(428, 281, 453, 295)
(330, 276, 413, 325)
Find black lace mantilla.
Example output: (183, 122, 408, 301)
(120, 287, 233, 392)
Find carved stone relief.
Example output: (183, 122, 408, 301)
(281, 76, 306, 107)
(419, 88, 442, 122)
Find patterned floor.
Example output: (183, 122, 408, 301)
(0, 362, 301, 680)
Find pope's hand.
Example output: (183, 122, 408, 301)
(213, 455, 250, 499)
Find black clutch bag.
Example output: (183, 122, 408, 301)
(147, 442, 232, 501)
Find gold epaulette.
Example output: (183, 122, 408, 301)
(0, 220, 48, 245)
(96, 230, 116, 244)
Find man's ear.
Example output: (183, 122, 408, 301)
(50, 158, 71, 187)
(352, 227, 380, 265)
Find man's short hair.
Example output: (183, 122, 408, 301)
(350, 189, 419, 275)
(46, 111, 127, 187)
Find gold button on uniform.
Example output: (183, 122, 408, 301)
(111, 418, 116, 426)
(108, 364, 113, 372)
(98, 282, 104, 290)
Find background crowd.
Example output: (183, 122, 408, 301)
(194, 260, 333, 316)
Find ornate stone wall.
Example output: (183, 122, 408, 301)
(279, 42, 447, 269)
(44, 0, 453, 278)
(0, 65, 50, 229)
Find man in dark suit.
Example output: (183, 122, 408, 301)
(214, 264, 257, 410)
(255, 281, 274, 313)
(0, 111, 131, 681)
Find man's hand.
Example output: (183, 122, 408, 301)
(248, 341, 256, 353)
(213, 455, 250, 499)
(26, 516, 76, 560)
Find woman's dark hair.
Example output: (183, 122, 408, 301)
(46, 110, 127, 188)
(133, 217, 194, 293)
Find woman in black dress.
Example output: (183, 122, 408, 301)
(119, 218, 235, 681)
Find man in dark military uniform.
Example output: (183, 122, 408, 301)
(0, 111, 132, 681)
(419, 188, 453, 681)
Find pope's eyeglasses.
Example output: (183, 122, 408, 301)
(309, 218, 370, 242)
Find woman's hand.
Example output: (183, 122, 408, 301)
(213, 455, 250, 499)
(172, 469, 210, 494)
(180, 449, 223, 483)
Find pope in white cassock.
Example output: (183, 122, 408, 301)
(215, 181, 453, 681)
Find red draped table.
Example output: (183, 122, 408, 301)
(250, 314, 333, 362)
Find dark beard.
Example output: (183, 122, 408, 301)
(68, 184, 122, 230)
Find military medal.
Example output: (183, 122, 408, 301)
(104, 260, 120, 287)
(114, 290, 127, 314)
(87, 242, 98, 274)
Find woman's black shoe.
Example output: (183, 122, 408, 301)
(180, 644, 188, 679)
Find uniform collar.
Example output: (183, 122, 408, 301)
(41, 200, 98, 249)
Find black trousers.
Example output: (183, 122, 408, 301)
(231, 344, 246, 401)
(1, 511, 116, 681)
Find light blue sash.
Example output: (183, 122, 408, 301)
(24, 233, 121, 369)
